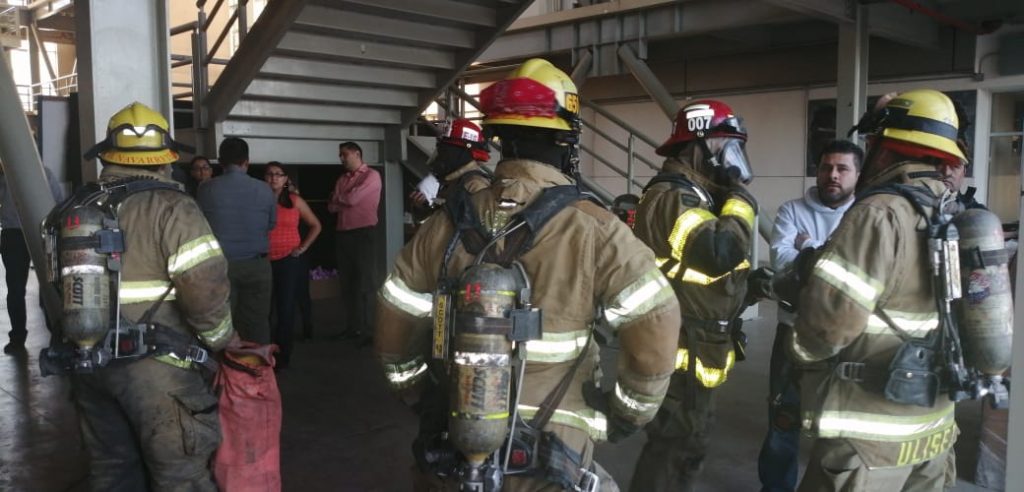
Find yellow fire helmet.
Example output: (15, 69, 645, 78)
(480, 58, 580, 133)
(84, 102, 191, 165)
(875, 89, 967, 164)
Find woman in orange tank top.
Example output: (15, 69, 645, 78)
(265, 162, 321, 369)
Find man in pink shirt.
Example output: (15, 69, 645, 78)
(328, 142, 382, 343)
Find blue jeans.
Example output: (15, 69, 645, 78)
(758, 322, 800, 492)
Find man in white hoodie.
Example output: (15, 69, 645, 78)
(758, 139, 862, 492)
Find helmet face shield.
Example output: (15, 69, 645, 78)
(717, 139, 754, 184)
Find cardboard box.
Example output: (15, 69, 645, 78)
(309, 278, 341, 301)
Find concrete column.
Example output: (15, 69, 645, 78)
(28, 21, 40, 98)
(382, 125, 407, 270)
(75, 0, 172, 182)
(835, 4, 869, 141)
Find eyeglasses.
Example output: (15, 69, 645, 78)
(265, 172, 287, 178)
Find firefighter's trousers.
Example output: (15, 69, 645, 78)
(798, 438, 955, 492)
(629, 373, 715, 492)
(73, 357, 220, 492)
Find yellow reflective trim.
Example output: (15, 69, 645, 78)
(120, 280, 176, 304)
(721, 197, 755, 229)
(812, 254, 883, 311)
(668, 208, 715, 262)
(517, 405, 608, 440)
(154, 354, 194, 370)
(817, 405, 955, 442)
(679, 259, 751, 286)
(667, 262, 682, 279)
(865, 310, 938, 337)
(525, 329, 590, 363)
(380, 274, 433, 318)
(167, 235, 222, 277)
(790, 331, 823, 364)
(451, 411, 510, 421)
(613, 383, 662, 417)
(674, 347, 736, 388)
(655, 257, 670, 268)
(383, 357, 428, 389)
(198, 315, 233, 347)
(604, 268, 674, 330)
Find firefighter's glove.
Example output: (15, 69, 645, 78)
(745, 267, 775, 307)
(607, 413, 642, 443)
(583, 382, 641, 443)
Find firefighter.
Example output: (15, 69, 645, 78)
(429, 117, 492, 202)
(68, 102, 234, 491)
(374, 58, 680, 491)
(790, 89, 966, 490)
(629, 100, 758, 492)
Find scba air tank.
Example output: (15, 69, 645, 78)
(59, 206, 112, 350)
(953, 208, 1013, 375)
(449, 263, 517, 466)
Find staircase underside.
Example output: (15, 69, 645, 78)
(207, 0, 532, 165)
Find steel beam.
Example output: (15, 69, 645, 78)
(241, 138, 380, 165)
(330, 0, 496, 28)
(230, 100, 402, 125)
(401, 0, 534, 126)
(295, 5, 475, 49)
(0, 53, 60, 323)
(762, 0, 939, 49)
(618, 44, 677, 120)
(245, 79, 418, 108)
(260, 56, 436, 89)
(480, 0, 800, 65)
(206, 0, 308, 123)
(75, 0, 172, 182)
(276, 31, 455, 70)
(223, 120, 385, 141)
(570, 48, 593, 87)
(836, 3, 868, 141)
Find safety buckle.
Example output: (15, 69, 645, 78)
(186, 346, 209, 364)
(713, 320, 730, 334)
(576, 468, 599, 492)
(835, 361, 865, 382)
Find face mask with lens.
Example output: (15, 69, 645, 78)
(428, 145, 475, 179)
(716, 139, 754, 185)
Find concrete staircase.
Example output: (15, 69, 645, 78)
(204, 0, 533, 165)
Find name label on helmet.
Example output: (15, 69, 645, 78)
(686, 106, 715, 133)
(565, 93, 579, 114)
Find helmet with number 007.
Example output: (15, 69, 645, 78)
(656, 100, 747, 157)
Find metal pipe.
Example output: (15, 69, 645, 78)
(580, 118, 659, 171)
(579, 144, 645, 190)
(578, 175, 614, 204)
(451, 86, 482, 112)
(30, 24, 59, 85)
(617, 44, 678, 120)
(570, 49, 593, 87)
(237, 0, 248, 43)
(170, 21, 199, 36)
(581, 98, 661, 149)
(0, 52, 61, 323)
(171, 60, 192, 69)
(626, 134, 635, 195)
(203, 0, 226, 32)
(206, 7, 240, 64)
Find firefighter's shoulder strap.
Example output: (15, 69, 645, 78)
(528, 332, 593, 430)
(856, 179, 945, 342)
(446, 185, 602, 265)
(643, 172, 712, 208)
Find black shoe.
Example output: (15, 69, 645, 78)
(3, 342, 25, 355)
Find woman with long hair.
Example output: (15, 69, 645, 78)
(265, 161, 321, 369)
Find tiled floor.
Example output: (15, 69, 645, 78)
(0, 273, 993, 491)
